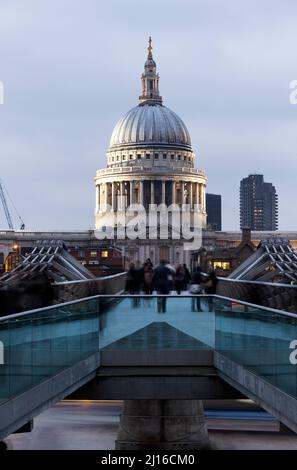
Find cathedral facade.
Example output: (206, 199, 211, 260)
(94, 39, 207, 266)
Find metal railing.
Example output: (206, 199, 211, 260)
(53, 272, 127, 303)
(1, 293, 297, 406)
(217, 277, 297, 314)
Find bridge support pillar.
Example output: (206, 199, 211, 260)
(115, 400, 210, 450)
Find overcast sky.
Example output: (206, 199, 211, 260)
(0, 0, 296, 231)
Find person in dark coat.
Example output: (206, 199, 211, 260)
(204, 269, 218, 312)
(183, 263, 191, 290)
(154, 260, 171, 313)
(125, 263, 138, 294)
(190, 266, 204, 312)
(145, 258, 154, 269)
(175, 264, 185, 294)
(143, 263, 154, 295)
(125, 262, 141, 307)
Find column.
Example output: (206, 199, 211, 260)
(161, 180, 166, 204)
(130, 180, 134, 205)
(181, 181, 185, 205)
(139, 180, 144, 205)
(95, 184, 99, 213)
(105, 182, 108, 209)
(199, 183, 202, 207)
(111, 182, 115, 210)
(172, 181, 175, 205)
(115, 400, 210, 450)
(150, 180, 154, 205)
(202, 185, 206, 212)
(196, 182, 199, 208)
(188, 182, 193, 210)
(121, 181, 126, 209)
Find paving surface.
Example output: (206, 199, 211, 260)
(5, 401, 297, 450)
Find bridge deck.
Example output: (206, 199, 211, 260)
(0, 294, 297, 439)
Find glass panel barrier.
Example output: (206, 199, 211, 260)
(0, 298, 99, 405)
(214, 297, 297, 398)
(1, 294, 297, 405)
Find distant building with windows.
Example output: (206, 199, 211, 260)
(240, 174, 278, 231)
(206, 193, 222, 231)
(94, 38, 207, 266)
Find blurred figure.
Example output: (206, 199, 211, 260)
(125, 263, 138, 294)
(0, 272, 54, 316)
(143, 263, 154, 295)
(145, 258, 154, 269)
(165, 262, 175, 292)
(125, 262, 141, 307)
(183, 263, 191, 290)
(175, 264, 185, 294)
(204, 269, 218, 312)
(154, 260, 171, 313)
(190, 266, 204, 312)
(136, 261, 145, 293)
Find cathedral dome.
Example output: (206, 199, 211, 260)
(107, 37, 193, 157)
(109, 103, 192, 152)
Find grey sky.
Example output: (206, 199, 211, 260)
(0, 0, 296, 231)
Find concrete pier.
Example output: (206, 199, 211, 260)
(115, 399, 210, 450)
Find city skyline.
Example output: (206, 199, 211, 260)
(1, 0, 297, 231)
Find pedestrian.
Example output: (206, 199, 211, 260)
(136, 262, 145, 293)
(145, 258, 154, 269)
(154, 260, 172, 313)
(143, 263, 154, 295)
(175, 264, 185, 294)
(125, 263, 138, 293)
(183, 263, 191, 290)
(204, 268, 218, 312)
(190, 266, 204, 312)
(165, 262, 175, 291)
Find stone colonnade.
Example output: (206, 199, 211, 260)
(95, 179, 206, 212)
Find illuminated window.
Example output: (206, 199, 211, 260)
(90, 251, 97, 257)
(101, 250, 109, 258)
(213, 261, 231, 270)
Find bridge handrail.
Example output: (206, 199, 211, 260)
(218, 277, 297, 289)
(1, 292, 297, 323)
(53, 271, 126, 286)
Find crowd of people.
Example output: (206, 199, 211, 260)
(125, 259, 218, 313)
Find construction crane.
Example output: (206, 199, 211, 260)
(0, 180, 25, 230)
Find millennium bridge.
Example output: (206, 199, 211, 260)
(0, 239, 297, 449)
